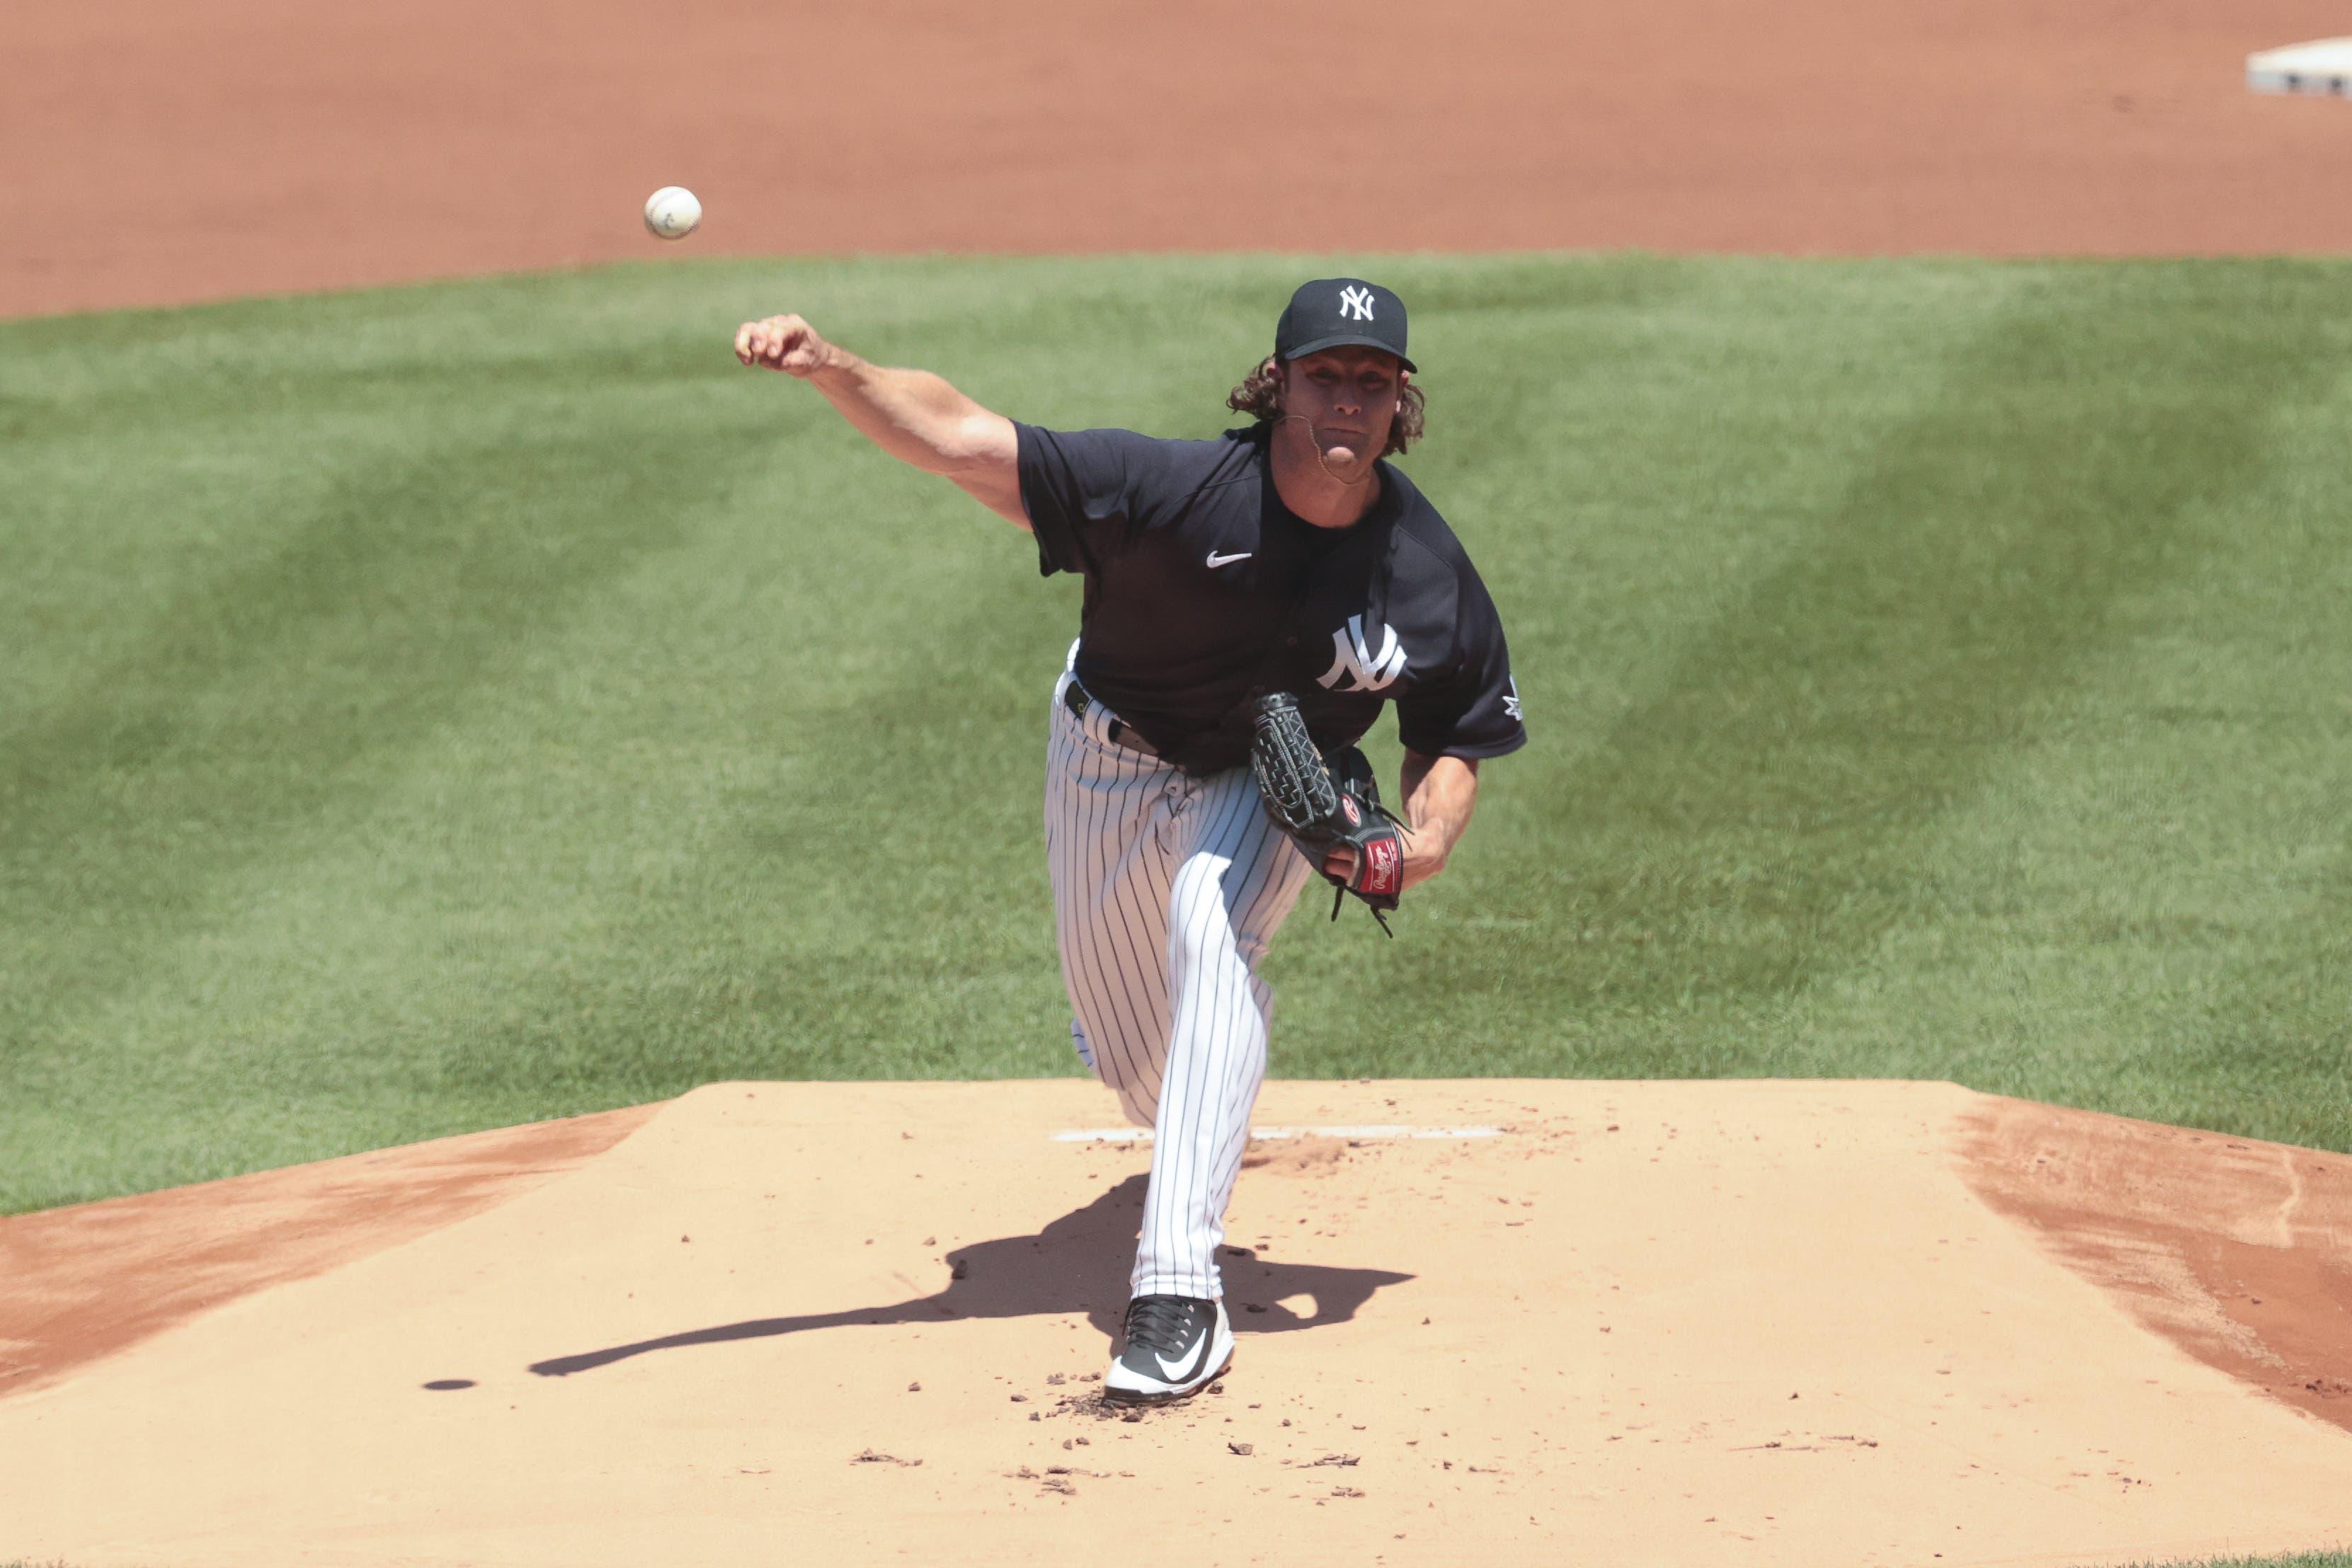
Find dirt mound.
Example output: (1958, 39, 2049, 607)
(3, 1080, 2349, 1567)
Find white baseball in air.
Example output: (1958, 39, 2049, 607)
(643, 186, 702, 241)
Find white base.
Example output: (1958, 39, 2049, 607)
(2248, 36, 2352, 97)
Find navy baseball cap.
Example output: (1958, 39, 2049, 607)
(1274, 277, 1415, 373)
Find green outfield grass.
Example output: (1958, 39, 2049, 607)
(3, 253, 2348, 1216)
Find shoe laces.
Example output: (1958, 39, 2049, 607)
(1122, 1294, 1202, 1358)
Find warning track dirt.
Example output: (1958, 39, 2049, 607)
(8, 0, 2352, 319)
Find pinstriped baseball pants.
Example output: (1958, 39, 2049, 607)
(1046, 668, 1315, 1302)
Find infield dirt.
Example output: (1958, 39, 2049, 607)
(8, 0, 2352, 319)
(4, 1079, 2348, 1566)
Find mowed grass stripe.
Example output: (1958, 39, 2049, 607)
(1786, 339, 2352, 1143)
(2, 256, 2348, 1214)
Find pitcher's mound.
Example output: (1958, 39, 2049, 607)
(4, 1079, 2349, 1566)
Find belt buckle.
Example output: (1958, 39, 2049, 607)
(1067, 675, 1153, 756)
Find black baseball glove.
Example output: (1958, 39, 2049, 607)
(1248, 691, 1407, 934)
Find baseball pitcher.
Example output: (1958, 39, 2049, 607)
(735, 278, 1524, 1403)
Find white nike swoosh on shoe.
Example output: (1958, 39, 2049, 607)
(1206, 551, 1252, 568)
(1153, 1335, 1211, 1382)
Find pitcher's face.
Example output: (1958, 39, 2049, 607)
(1280, 346, 1403, 473)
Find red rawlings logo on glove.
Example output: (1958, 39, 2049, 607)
(1359, 834, 1404, 896)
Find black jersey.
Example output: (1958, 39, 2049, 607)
(1017, 422, 1526, 777)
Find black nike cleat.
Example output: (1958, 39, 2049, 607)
(1103, 1294, 1235, 1405)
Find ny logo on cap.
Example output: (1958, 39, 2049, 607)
(1339, 285, 1376, 322)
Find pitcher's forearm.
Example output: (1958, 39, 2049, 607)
(806, 354, 1006, 476)
(1398, 751, 1479, 886)
(736, 313, 1028, 524)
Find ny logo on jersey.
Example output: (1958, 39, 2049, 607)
(1319, 614, 1409, 694)
(1338, 285, 1376, 322)
(1502, 677, 1522, 721)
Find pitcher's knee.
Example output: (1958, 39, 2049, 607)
(1073, 1019, 1161, 1128)
(1167, 910, 1242, 978)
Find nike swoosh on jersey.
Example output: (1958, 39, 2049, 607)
(1206, 551, 1253, 568)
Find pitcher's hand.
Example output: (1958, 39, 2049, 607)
(734, 314, 838, 377)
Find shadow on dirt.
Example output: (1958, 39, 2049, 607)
(525, 1174, 1412, 1378)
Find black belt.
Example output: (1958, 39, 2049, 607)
(1063, 676, 1155, 755)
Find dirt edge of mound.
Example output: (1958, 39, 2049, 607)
(0, 1103, 661, 1401)
(1956, 1094, 2352, 1434)
(15, 1085, 2352, 1450)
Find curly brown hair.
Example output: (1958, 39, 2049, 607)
(1225, 355, 1425, 456)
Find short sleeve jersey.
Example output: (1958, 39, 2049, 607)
(1017, 422, 1526, 777)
